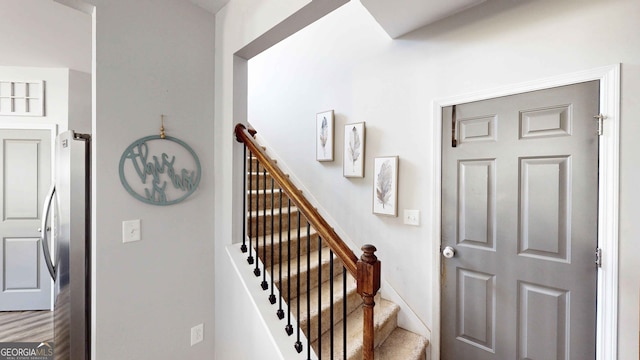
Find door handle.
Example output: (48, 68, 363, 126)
(40, 185, 56, 280)
(442, 246, 456, 259)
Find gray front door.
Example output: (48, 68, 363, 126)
(0, 129, 52, 311)
(441, 81, 599, 360)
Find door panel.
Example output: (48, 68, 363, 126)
(4, 140, 40, 219)
(441, 81, 599, 360)
(4, 238, 42, 289)
(456, 268, 496, 352)
(519, 156, 570, 262)
(458, 159, 496, 249)
(0, 129, 52, 311)
(518, 281, 569, 360)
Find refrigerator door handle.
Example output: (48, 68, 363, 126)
(40, 184, 56, 280)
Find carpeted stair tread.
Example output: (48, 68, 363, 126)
(312, 298, 400, 360)
(270, 247, 344, 298)
(255, 227, 323, 266)
(247, 205, 304, 236)
(376, 327, 429, 360)
(289, 273, 361, 343)
(246, 153, 430, 359)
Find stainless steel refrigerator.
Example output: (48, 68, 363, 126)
(40, 130, 91, 360)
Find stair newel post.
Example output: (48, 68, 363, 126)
(357, 244, 381, 360)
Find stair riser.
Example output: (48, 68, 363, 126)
(301, 288, 362, 343)
(248, 172, 280, 189)
(313, 299, 400, 360)
(373, 311, 398, 349)
(248, 190, 286, 211)
(276, 260, 344, 301)
(257, 232, 323, 266)
(247, 211, 306, 237)
(346, 308, 398, 360)
(246, 157, 268, 173)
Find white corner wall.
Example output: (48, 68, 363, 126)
(68, 70, 92, 134)
(89, 0, 215, 358)
(237, 0, 639, 358)
(213, 0, 322, 358)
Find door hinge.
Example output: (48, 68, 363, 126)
(595, 248, 602, 268)
(452, 105, 458, 147)
(593, 114, 606, 136)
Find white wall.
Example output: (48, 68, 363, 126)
(88, 0, 215, 358)
(68, 70, 92, 134)
(0, 1, 91, 133)
(3, 1, 217, 358)
(0, 0, 91, 74)
(241, 0, 639, 358)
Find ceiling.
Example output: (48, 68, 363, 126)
(187, 0, 487, 38)
(188, 0, 230, 13)
(360, 0, 487, 38)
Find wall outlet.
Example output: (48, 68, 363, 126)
(191, 323, 204, 346)
(403, 210, 420, 226)
(122, 219, 141, 243)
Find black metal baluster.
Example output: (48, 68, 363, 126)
(285, 198, 293, 335)
(247, 152, 254, 265)
(330, 250, 334, 360)
(241, 145, 247, 253)
(317, 235, 322, 359)
(269, 177, 276, 303)
(343, 268, 347, 359)
(294, 211, 303, 353)
(307, 222, 311, 360)
(253, 164, 261, 276)
(277, 188, 285, 319)
(261, 168, 268, 288)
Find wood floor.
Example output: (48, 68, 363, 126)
(0, 310, 53, 343)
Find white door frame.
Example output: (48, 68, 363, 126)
(431, 64, 620, 360)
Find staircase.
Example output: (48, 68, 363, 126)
(246, 153, 428, 359)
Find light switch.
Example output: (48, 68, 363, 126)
(122, 219, 141, 243)
(403, 210, 420, 226)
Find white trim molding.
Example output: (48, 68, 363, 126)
(431, 64, 620, 360)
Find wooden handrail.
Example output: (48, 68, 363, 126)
(235, 123, 359, 276)
(235, 123, 381, 360)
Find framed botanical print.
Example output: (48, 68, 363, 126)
(373, 156, 399, 216)
(343, 122, 365, 178)
(316, 110, 334, 161)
